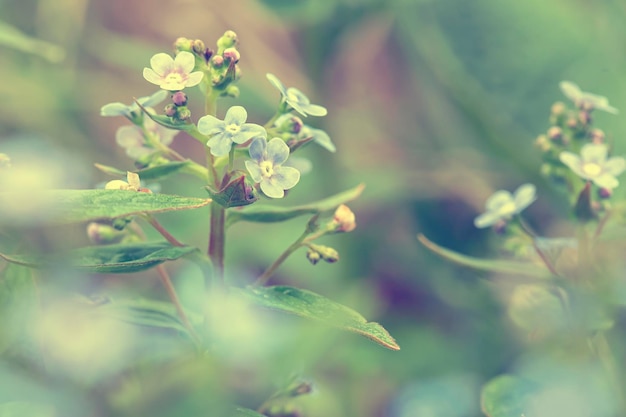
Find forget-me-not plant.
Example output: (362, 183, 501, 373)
(245, 137, 300, 198)
(143, 51, 204, 91)
(267, 73, 327, 117)
(197, 106, 267, 157)
(474, 183, 537, 228)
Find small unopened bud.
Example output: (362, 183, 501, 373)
(534, 135, 551, 152)
(105, 172, 141, 191)
(550, 102, 566, 117)
(493, 219, 507, 235)
(330, 204, 356, 233)
(579, 100, 594, 112)
(177, 107, 192, 121)
(547, 126, 562, 142)
(566, 117, 578, 129)
(211, 55, 224, 68)
(223, 47, 240, 63)
(308, 244, 339, 263)
(286, 380, 313, 397)
(164, 104, 177, 117)
(279, 116, 304, 134)
(306, 249, 321, 265)
(598, 187, 612, 199)
(87, 222, 125, 244)
(191, 39, 206, 55)
(217, 30, 238, 50)
(590, 128, 605, 144)
(171, 91, 188, 106)
(578, 110, 592, 126)
(112, 217, 132, 231)
(203, 48, 214, 62)
(223, 85, 240, 98)
(174, 37, 193, 52)
(105, 180, 130, 190)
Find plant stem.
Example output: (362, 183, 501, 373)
(589, 332, 626, 413)
(144, 215, 185, 247)
(254, 232, 308, 286)
(517, 216, 560, 277)
(156, 264, 200, 343)
(208, 203, 226, 284)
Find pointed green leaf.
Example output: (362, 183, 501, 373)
(0, 264, 38, 355)
(231, 408, 266, 417)
(95, 161, 194, 181)
(138, 103, 197, 132)
(481, 375, 537, 417)
(96, 298, 200, 336)
(418, 234, 552, 279)
(0, 242, 197, 273)
(235, 285, 399, 351)
(227, 183, 365, 226)
(0, 189, 211, 225)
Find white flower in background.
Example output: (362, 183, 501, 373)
(559, 81, 618, 114)
(116, 114, 178, 160)
(560, 143, 626, 189)
(143, 51, 204, 91)
(266, 73, 327, 117)
(474, 184, 537, 228)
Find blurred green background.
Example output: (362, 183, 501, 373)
(2, 0, 626, 416)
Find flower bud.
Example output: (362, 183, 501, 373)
(112, 217, 132, 231)
(534, 135, 551, 152)
(598, 187, 612, 199)
(171, 91, 188, 107)
(590, 128, 605, 144)
(578, 110, 592, 126)
(164, 104, 177, 117)
(330, 204, 356, 233)
(308, 244, 339, 263)
(191, 39, 206, 55)
(174, 37, 193, 52)
(203, 48, 214, 62)
(566, 117, 578, 129)
(177, 107, 192, 121)
(306, 249, 321, 265)
(279, 116, 304, 134)
(286, 380, 313, 397)
(217, 30, 238, 50)
(550, 101, 566, 117)
(547, 126, 562, 142)
(211, 55, 224, 68)
(87, 222, 125, 244)
(223, 47, 240, 63)
(222, 85, 240, 98)
(105, 180, 130, 190)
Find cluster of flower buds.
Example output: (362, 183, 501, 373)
(304, 205, 357, 265)
(534, 81, 624, 220)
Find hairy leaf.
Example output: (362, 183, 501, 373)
(0, 189, 210, 225)
(236, 285, 399, 350)
(0, 242, 197, 273)
(227, 183, 364, 226)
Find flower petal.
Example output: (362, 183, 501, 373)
(474, 211, 502, 229)
(580, 143, 607, 164)
(149, 53, 174, 75)
(513, 183, 537, 212)
(594, 174, 619, 189)
(260, 179, 285, 199)
(197, 115, 224, 135)
(116, 126, 143, 148)
(266, 138, 290, 165)
(559, 151, 585, 177)
(604, 157, 626, 177)
(310, 128, 335, 152)
(224, 106, 247, 126)
(248, 137, 267, 161)
(303, 104, 328, 117)
(185, 71, 204, 87)
(484, 190, 514, 212)
(266, 73, 287, 95)
(207, 135, 232, 157)
(245, 160, 263, 183)
(143, 68, 163, 86)
(174, 51, 196, 73)
(100, 102, 128, 117)
(559, 81, 582, 101)
(272, 166, 300, 190)
(235, 123, 267, 144)
(139, 90, 168, 107)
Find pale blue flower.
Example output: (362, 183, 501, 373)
(560, 143, 626, 189)
(116, 114, 178, 160)
(143, 51, 204, 91)
(474, 184, 537, 228)
(266, 73, 327, 117)
(197, 106, 266, 157)
(559, 81, 618, 114)
(100, 90, 168, 118)
(245, 137, 300, 199)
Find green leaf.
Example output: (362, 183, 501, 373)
(481, 375, 537, 417)
(0, 264, 38, 355)
(95, 161, 193, 181)
(0, 402, 55, 417)
(140, 105, 197, 132)
(0, 242, 197, 273)
(0, 189, 211, 225)
(418, 234, 552, 279)
(235, 285, 400, 351)
(96, 298, 200, 335)
(227, 183, 365, 226)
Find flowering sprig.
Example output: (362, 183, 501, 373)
(143, 51, 204, 91)
(474, 184, 537, 228)
(245, 137, 300, 199)
(115, 113, 179, 161)
(559, 144, 626, 190)
(267, 73, 327, 117)
(197, 106, 267, 157)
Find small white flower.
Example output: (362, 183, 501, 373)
(559, 81, 618, 114)
(474, 184, 537, 228)
(560, 143, 626, 189)
(266, 73, 327, 117)
(116, 112, 178, 160)
(245, 137, 300, 199)
(143, 51, 204, 91)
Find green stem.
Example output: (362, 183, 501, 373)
(156, 264, 200, 344)
(208, 203, 225, 284)
(143, 214, 185, 247)
(589, 332, 626, 413)
(517, 216, 560, 277)
(254, 232, 309, 286)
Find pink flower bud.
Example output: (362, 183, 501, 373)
(332, 204, 356, 232)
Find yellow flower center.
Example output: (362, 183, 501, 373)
(499, 201, 517, 216)
(259, 161, 274, 178)
(582, 162, 602, 177)
(226, 124, 241, 134)
(164, 73, 183, 85)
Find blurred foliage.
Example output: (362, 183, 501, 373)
(2, 0, 626, 416)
